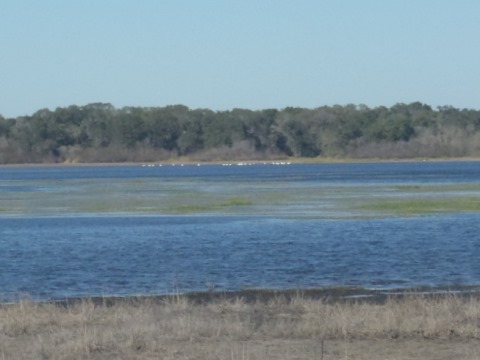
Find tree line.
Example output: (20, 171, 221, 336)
(0, 102, 479, 164)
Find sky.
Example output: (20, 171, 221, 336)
(1, 0, 479, 118)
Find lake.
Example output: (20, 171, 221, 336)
(1, 161, 480, 301)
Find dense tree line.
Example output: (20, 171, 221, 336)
(0, 102, 479, 164)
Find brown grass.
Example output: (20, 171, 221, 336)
(1, 294, 480, 359)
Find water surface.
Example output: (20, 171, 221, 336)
(1, 162, 479, 301)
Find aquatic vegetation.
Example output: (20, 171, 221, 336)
(220, 196, 253, 207)
(1, 165, 480, 218)
(359, 196, 480, 216)
(393, 183, 480, 192)
(169, 196, 254, 214)
(4, 181, 480, 217)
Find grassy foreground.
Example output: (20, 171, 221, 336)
(1, 291, 480, 359)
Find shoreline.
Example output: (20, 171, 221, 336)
(1, 156, 480, 168)
(5, 285, 480, 307)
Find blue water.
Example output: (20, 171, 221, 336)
(0, 161, 479, 183)
(1, 162, 480, 301)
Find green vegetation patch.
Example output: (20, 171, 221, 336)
(170, 196, 254, 214)
(359, 196, 480, 216)
(393, 183, 480, 192)
(220, 196, 253, 207)
(170, 204, 215, 214)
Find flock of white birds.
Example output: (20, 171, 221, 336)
(141, 161, 292, 167)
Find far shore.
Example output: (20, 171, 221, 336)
(1, 156, 480, 168)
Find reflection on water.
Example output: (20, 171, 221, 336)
(0, 162, 480, 301)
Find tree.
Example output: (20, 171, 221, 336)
(241, 109, 277, 152)
(145, 108, 181, 151)
(0, 115, 10, 137)
(117, 107, 147, 148)
(177, 114, 204, 155)
(365, 114, 415, 142)
(80, 103, 116, 148)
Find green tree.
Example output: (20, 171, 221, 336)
(281, 119, 320, 157)
(80, 103, 116, 148)
(241, 109, 277, 152)
(145, 108, 181, 151)
(365, 114, 415, 142)
(177, 111, 205, 155)
(0, 115, 11, 137)
(117, 107, 147, 148)
(202, 111, 245, 149)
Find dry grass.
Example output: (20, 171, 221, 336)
(1, 294, 480, 359)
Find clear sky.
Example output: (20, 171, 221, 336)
(1, 0, 479, 118)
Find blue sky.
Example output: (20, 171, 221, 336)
(1, 0, 479, 118)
